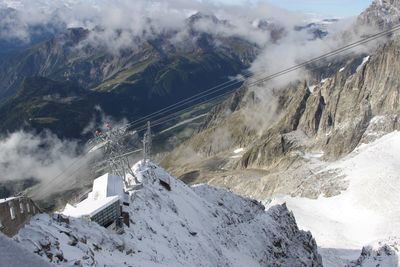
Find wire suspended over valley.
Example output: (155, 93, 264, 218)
(35, 21, 400, 195)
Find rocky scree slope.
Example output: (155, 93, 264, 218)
(14, 161, 322, 267)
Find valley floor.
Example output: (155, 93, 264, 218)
(268, 131, 400, 266)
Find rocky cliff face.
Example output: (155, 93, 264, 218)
(357, 0, 400, 29)
(162, 19, 400, 201)
(242, 37, 400, 169)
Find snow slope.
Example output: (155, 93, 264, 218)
(268, 131, 400, 266)
(14, 161, 322, 266)
(0, 232, 53, 267)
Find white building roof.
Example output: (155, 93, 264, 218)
(88, 173, 126, 202)
(62, 196, 119, 218)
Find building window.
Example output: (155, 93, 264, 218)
(10, 207, 16, 220)
(20, 202, 24, 213)
(26, 203, 31, 213)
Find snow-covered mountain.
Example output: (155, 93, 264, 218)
(4, 1, 400, 266)
(13, 161, 322, 266)
(357, 0, 400, 29)
(268, 131, 400, 266)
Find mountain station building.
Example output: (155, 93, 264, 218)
(62, 173, 130, 228)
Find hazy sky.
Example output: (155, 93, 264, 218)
(215, 0, 374, 17)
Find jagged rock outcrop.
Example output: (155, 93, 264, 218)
(357, 0, 400, 29)
(240, 38, 400, 168)
(162, 10, 400, 203)
(168, 37, 400, 169)
(197, 86, 249, 132)
(348, 238, 400, 267)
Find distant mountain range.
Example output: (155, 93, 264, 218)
(0, 10, 335, 139)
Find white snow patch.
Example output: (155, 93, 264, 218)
(230, 148, 245, 158)
(356, 56, 370, 72)
(0, 233, 52, 267)
(160, 114, 208, 134)
(234, 148, 244, 154)
(339, 67, 345, 72)
(268, 131, 400, 266)
(370, 115, 386, 124)
(302, 152, 324, 160)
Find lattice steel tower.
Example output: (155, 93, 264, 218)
(88, 123, 140, 186)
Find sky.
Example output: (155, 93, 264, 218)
(215, 0, 374, 17)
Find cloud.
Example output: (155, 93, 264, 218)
(0, 0, 384, 171)
(0, 0, 374, 68)
(0, 102, 143, 200)
(0, 0, 381, 129)
(0, 131, 99, 198)
(240, 85, 279, 134)
(0, 0, 308, 50)
(81, 105, 129, 136)
(247, 13, 385, 89)
(237, 16, 385, 137)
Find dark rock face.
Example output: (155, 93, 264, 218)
(266, 204, 323, 267)
(198, 86, 248, 132)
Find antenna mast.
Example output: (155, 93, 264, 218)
(142, 121, 152, 163)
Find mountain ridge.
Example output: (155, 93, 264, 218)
(162, 12, 400, 193)
(14, 161, 323, 266)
